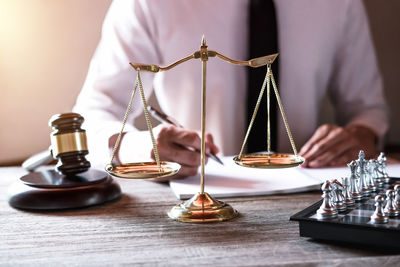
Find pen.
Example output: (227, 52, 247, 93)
(147, 106, 224, 165)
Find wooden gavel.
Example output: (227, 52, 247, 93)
(49, 113, 91, 175)
(22, 113, 91, 175)
(12, 113, 122, 210)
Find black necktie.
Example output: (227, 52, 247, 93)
(246, 0, 279, 153)
(247, 0, 279, 153)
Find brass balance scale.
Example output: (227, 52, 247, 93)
(105, 36, 304, 223)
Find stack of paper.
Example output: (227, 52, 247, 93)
(169, 156, 400, 200)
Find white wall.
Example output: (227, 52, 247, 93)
(0, 0, 399, 164)
(0, 0, 112, 163)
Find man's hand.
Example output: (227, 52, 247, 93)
(150, 125, 219, 181)
(299, 124, 377, 168)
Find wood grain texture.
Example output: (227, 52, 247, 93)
(1, 167, 399, 266)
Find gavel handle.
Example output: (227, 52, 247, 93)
(22, 148, 54, 172)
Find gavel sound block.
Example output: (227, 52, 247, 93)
(8, 113, 121, 210)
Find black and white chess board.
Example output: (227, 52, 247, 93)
(290, 178, 400, 250)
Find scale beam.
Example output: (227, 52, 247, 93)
(129, 51, 278, 72)
(214, 51, 278, 67)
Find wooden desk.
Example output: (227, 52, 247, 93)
(1, 167, 399, 266)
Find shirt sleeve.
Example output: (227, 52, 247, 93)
(329, 0, 388, 141)
(73, 0, 161, 168)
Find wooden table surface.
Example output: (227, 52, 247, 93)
(1, 167, 400, 266)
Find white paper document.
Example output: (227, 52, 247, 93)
(169, 156, 400, 200)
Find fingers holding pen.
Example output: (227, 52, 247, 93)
(154, 125, 201, 166)
(157, 125, 219, 159)
(150, 134, 200, 180)
(151, 125, 220, 179)
(168, 127, 220, 156)
(205, 133, 219, 155)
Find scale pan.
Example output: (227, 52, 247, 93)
(106, 161, 181, 179)
(233, 153, 304, 169)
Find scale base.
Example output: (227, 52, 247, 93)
(8, 169, 121, 210)
(168, 192, 238, 223)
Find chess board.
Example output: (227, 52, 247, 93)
(290, 177, 400, 250)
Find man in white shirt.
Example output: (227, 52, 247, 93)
(74, 0, 388, 179)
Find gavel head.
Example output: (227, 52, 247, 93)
(49, 113, 91, 175)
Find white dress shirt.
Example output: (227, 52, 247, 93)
(73, 0, 388, 168)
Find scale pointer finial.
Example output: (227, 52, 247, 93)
(201, 34, 206, 46)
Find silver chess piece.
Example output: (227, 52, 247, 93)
(343, 177, 355, 207)
(348, 160, 362, 202)
(316, 180, 338, 220)
(377, 152, 390, 184)
(394, 184, 400, 209)
(370, 194, 389, 224)
(383, 189, 399, 217)
(356, 150, 370, 198)
(371, 159, 384, 187)
(367, 159, 377, 192)
(331, 179, 347, 212)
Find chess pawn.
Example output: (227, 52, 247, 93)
(331, 179, 347, 212)
(394, 184, 400, 209)
(367, 160, 377, 192)
(370, 195, 389, 224)
(383, 189, 399, 217)
(316, 180, 338, 220)
(343, 177, 355, 207)
(377, 152, 390, 184)
(356, 150, 370, 198)
(348, 161, 362, 202)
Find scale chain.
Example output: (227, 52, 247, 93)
(107, 70, 162, 173)
(108, 76, 139, 168)
(270, 72, 298, 156)
(238, 67, 270, 159)
(137, 70, 162, 172)
(267, 66, 271, 156)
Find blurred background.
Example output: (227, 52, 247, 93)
(0, 0, 399, 165)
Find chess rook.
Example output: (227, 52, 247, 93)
(383, 189, 399, 217)
(370, 194, 389, 224)
(348, 161, 362, 202)
(316, 180, 338, 220)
